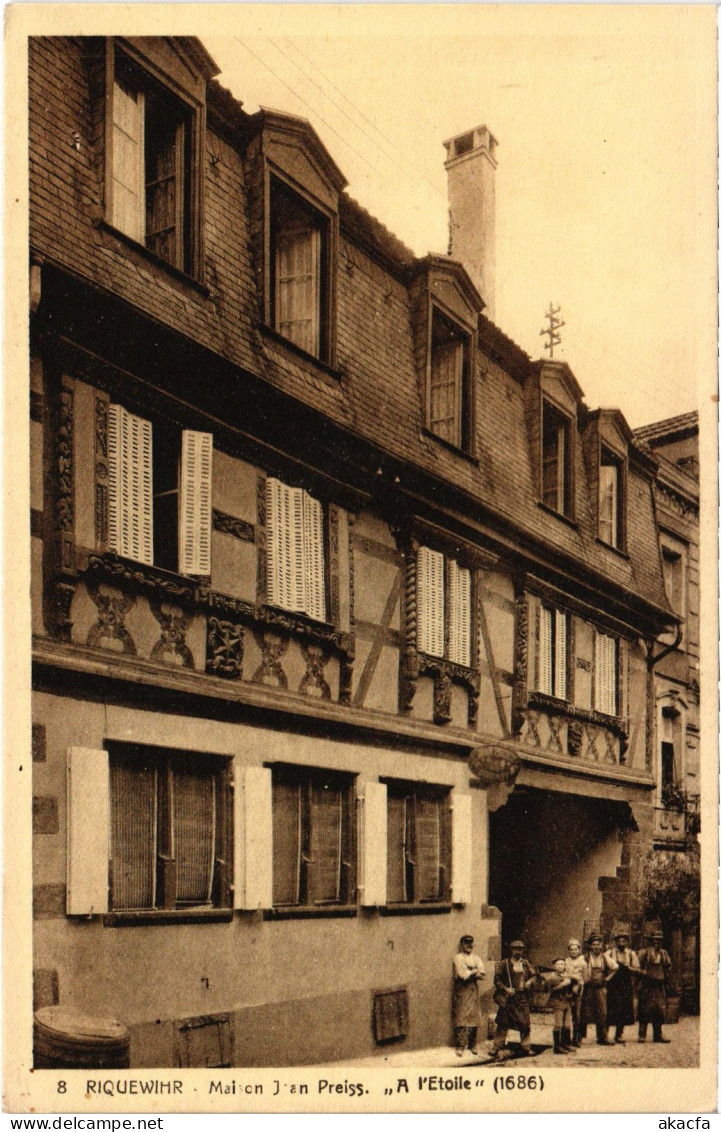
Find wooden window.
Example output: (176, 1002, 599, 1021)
(537, 605, 568, 700)
(417, 547, 472, 665)
(109, 52, 193, 273)
(593, 631, 617, 715)
(108, 746, 230, 913)
(271, 765, 355, 909)
(106, 405, 212, 574)
(385, 782, 451, 905)
(542, 401, 573, 516)
(599, 448, 625, 549)
(270, 179, 328, 360)
(660, 709, 681, 792)
(265, 477, 326, 621)
(429, 309, 471, 450)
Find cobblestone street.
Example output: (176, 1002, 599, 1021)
(326, 1014, 700, 1070)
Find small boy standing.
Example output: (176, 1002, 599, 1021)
(543, 958, 580, 1054)
(565, 938, 586, 1046)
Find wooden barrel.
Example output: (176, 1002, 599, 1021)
(34, 1007, 130, 1069)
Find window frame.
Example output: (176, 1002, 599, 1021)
(660, 534, 687, 621)
(427, 305, 473, 453)
(598, 444, 627, 551)
(541, 398, 574, 518)
(104, 42, 204, 279)
(382, 779, 452, 909)
(416, 545, 474, 668)
(269, 763, 356, 914)
(107, 744, 232, 919)
(536, 604, 569, 701)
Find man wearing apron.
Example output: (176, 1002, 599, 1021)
(582, 933, 616, 1045)
(491, 940, 538, 1060)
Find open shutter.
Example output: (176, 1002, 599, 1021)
(360, 781, 387, 906)
(108, 404, 153, 565)
(303, 492, 326, 621)
(266, 478, 293, 609)
(290, 487, 306, 613)
(451, 792, 472, 905)
(417, 546, 444, 658)
(111, 80, 144, 242)
(179, 431, 212, 575)
(67, 747, 110, 915)
(448, 560, 471, 667)
(233, 764, 272, 910)
(554, 609, 567, 700)
(538, 606, 553, 695)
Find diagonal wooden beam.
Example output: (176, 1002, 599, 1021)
(353, 570, 402, 708)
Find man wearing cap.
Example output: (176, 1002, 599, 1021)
(452, 935, 485, 1056)
(582, 933, 616, 1045)
(604, 925, 639, 1043)
(637, 930, 673, 1043)
(491, 940, 538, 1059)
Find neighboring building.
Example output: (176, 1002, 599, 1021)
(30, 36, 678, 1067)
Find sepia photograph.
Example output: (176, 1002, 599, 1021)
(5, 2, 718, 1115)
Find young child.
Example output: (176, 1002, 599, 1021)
(565, 938, 586, 1046)
(543, 958, 580, 1054)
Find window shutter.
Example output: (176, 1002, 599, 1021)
(538, 606, 553, 695)
(307, 780, 343, 904)
(173, 765, 216, 906)
(415, 795, 441, 901)
(110, 759, 157, 911)
(111, 80, 144, 242)
(303, 492, 326, 621)
(554, 609, 567, 700)
(448, 561, 471, 667)
(360, 781, 387, 906)
(451, 792, 472, 905)
(594, 632, 616, 715)
(179, 431, 212, 575)
(108, 404, 153, 565)
(67, 747, 110, 915)
(265, 478, 286, 608)
(234, 764, 272, 910)
(417, 547, 444, 658)
(290, 487, 306, 613)
(386, 793, 407, 904)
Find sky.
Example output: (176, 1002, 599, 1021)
(204, 5, 717, 429)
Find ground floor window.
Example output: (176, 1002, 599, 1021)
(384, 781, 451, 905)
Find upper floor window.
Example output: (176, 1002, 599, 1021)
(416, 546, 472, 667)
(265, 477, 326, 621)
(599, 447, 625, 549)
(661, 536, 686, 619)
(542, 400, 573, 516)
(428, 309, 471, 450)
(106, 403, 212, 575)
(271, 764, 355, 909)
(660, 708, 681, 795)
(385, 781, 451, 905)
(109, 51, 196, 273)
(109, 746, 230, 913)
(536, 605, 568, 700)
(270, 178, 329, 361)
(593, 631, 617, 716)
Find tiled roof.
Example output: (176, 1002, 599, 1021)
(634, 411, 699, 446)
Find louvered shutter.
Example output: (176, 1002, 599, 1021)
(415, 795, 442, 901)
(451, 792, 472, 905)
(538, 606, 553, 695)
(234, 764, 273, 910)
(173, 765, 216, 906)
(554, 609, 567, 700)
(386, 793, 407, 903)
(360, 781, 387, 906)
(417, 546, 445, 658)
(266, 478, 293, 609)
(108, 404, 153, 565)
(448, 560, 471, 667)
(110, 759, 157, 911)
(290, 487, 306, 613)
(594, 632, 616, 715)
(303, 491, 326, 621)
(111, 80, 144, 242)
(179, 431, 212, 575)
(67, 747, 110, 915)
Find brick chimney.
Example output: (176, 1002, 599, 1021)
(444, 125, 498, 320)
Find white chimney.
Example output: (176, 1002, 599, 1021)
(444, 125, 498, 320)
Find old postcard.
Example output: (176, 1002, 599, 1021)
(4, 3, 718, 1116)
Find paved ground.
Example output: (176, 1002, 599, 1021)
(324, 1013, 700, 1070)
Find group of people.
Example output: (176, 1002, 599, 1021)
(452, 926, 673, 1061)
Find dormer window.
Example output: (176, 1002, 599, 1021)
(429, 309, 471, 450)
(598, 447, 626, 550)
(542, 400, 573, 516)
(270, 178, 329, 360)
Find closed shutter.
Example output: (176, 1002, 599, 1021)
(448, 560, 471, 667)
(173, 765, 216, 906)
(417, 546, 445, 658)
(110, 759, 157, 911)
(386, 793, 407, 904)
(307, 780, 343, 904)
(554, 609, 567, 700)
(538, 606, 553, 695)
(67, 747, 110, 915)
(303, 492, 326, 621)
(111, 79, 144, 242)
(270, 777, 301, 906)
(451, 792, 472, 905)
(179, 431, 213, 575)
(360, 782, 387, 906)
(234, 764, 273, 910)
(415, 795, 441, 901)
(108, 404, 153, 565)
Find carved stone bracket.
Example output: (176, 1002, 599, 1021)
(567, 720, 584, 756)
(45, 580, 76, 642)
(86, 578, 137, 655)
(399, 648, 420, 713)
(206, 617, 244, 679)
(149, 598, 195, 668)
